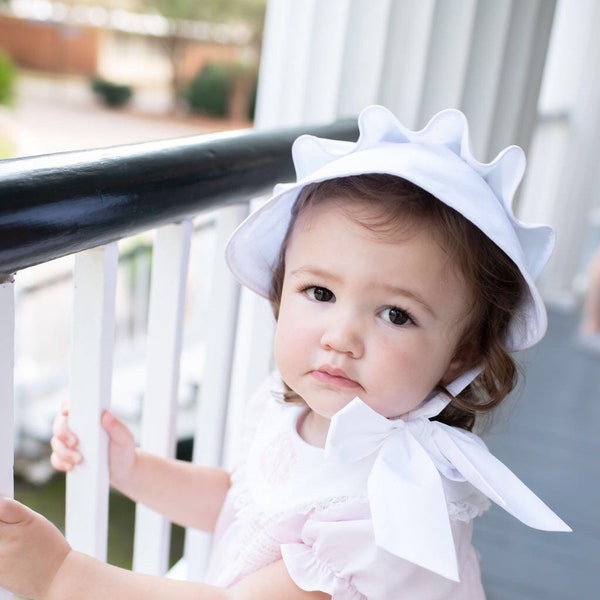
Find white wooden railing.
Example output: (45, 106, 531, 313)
(2, 208, 257, 591)
(61, 211, 261, 577)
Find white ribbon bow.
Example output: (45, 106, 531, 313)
(325, 395, 571, 582)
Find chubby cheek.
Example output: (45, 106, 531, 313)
(272, 322, 289, 376)
(274, 309, 311, 382)
(366, 343, 447, 417)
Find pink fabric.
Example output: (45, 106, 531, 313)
(204, 376, 486, 598)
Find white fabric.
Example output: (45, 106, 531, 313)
(205, 375, 491, 598)
(326, 394, 572, 582)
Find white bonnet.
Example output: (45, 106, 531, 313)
(226, 105, 555, 353)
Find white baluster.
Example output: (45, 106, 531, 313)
(216, 195, 276, 472)
(133, 221, 192, 575)
(65, 244, 118, 561)
(222, 286, 275, 470)
(182, 204, 248, 582)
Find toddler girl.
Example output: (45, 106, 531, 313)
(0, 105, 569, 599)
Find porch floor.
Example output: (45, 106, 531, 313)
(473, 306, 599, 599)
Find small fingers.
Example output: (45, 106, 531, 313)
(101, 410, 132, 445)
(49, 436, 82, 472)
(50, 406, 82, 472)
(52, 407, 77, 446)
(51, 408, 78, 447)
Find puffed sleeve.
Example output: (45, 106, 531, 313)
(280, 509, 485, 600)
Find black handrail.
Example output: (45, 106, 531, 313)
(0, 120, 358, 275)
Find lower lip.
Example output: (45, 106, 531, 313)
(311, 370, 360, 389)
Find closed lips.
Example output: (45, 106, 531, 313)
(311, 367, 360, 388)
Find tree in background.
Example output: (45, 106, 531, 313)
(0, 50, 17, 158)
(27, 0, 267, 114)
(1, 0, 266, 117)
(0, 50, 15, 107)
(141, 0, 266, 113)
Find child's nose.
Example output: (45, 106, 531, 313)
(319, 310, 364, 358)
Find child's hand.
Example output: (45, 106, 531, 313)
(100, 410, 137, 489)
(50, 406, 137, 489)
(50, 404, 83, 472)
(0, 497, 71, 599)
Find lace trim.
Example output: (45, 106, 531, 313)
(447, 490, 491, 521)
(233, 477, 364, 523)
(236, 467, 489, 527)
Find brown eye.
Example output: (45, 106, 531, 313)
(382, 307, 413, 326)
(307, 286, 335, 302)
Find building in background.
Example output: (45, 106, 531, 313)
(0, 0, 262, 116)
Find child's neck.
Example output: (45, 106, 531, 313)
(298, 409, 330, 448)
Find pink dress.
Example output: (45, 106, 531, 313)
(205, 375, 489, 599)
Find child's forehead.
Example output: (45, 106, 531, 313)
(289, 195, 457, 270)
(291, 181, 450, 239)
(284, 202, 472, 320)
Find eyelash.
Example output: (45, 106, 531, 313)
(299, 284, 416, 327)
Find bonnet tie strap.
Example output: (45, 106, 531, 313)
(324, 396, 571, 581)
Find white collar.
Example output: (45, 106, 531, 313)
(324, 395, 571, 581)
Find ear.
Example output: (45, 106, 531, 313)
(441, 341, 478, 386)
(441, 357, 466, 386)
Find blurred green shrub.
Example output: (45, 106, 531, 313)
(184, 63, 230, 117)
(0, 50, 16, 106)
(184, 62, 258, 120)
(247, 80, 257, 121)
(91, 77, 133, 108)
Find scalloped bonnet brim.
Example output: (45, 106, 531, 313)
(226, 106, 554, 352)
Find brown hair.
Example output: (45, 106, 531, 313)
(269, 174, 526, 431)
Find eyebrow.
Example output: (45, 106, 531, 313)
(379, 283, 436, 317)
(290, 266, 436, 317)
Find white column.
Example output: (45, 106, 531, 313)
(379, 0, 436, 128)
(336, 0, 392, 117)
(254, 0, 319, 127)
(417, 0, 478, 124)
(487, 0, 557, 158)
(536, 0, 600, 301)
(66, 244, 118, 561)
(460, 0, 513, 158)
(301, 0, 351, 125)
(255, 0, 352, 128)
(0, 275, 15, 600)
(133, 221, 192, 575)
